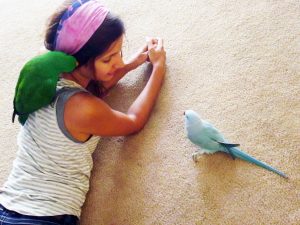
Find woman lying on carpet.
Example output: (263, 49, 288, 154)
(0, 0, 166, 224)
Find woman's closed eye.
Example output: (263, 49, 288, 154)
(102, 58, 111, 63)
(102, 51, 122, 63)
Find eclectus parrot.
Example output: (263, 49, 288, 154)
(12, 51, 77, 125)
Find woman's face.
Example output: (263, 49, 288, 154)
(93, 35, 124, 82)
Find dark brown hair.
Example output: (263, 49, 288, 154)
(44, 1, 125, 97)
(44, 0, 125, 66)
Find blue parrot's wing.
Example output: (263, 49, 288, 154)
(217, 142, 240, 148)
(203, 122, 225, 142)
(217, 142, 240, 159)
(187, 128, 219, 153)
(203, 122, 240, 158)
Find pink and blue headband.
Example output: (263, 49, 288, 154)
(54, 0, 109, 55)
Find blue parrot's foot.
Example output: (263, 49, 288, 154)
(192, 151, 204, 162)
(192, 152, 199, 162)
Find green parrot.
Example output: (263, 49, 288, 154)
(12, 51, 77, 125)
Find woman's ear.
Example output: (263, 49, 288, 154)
(87, 58, 96, 75)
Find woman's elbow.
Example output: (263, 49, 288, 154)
(128, 114, 146, 134)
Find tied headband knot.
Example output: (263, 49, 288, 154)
(54, 0, 109, 55)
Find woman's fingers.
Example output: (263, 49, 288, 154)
(152, 38, 158, 45)
(157, 38, 163, 49)
(146, 37, 163, 50)
(146, 37, 155, 49)
(142, 44, 148, 52)
(146, 37, 159, 49)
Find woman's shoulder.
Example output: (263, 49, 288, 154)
(56, 77, 96, 106)
(56, 79, 104, 141)
(59, 80, 108, 132)
(63, 89, 106, 120)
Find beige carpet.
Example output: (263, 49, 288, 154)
(0, 0, 299, 224)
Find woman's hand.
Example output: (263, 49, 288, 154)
(70, 38, 167, 137)
(129, 43, 149, 67)
(147, 37, 166, 70)
(125, 37, 159, 70)
(101, 38, 165, 90)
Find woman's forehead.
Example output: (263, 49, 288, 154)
(102, 35, 123, 57)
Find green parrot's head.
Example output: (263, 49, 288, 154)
(34, 51, 78, 73)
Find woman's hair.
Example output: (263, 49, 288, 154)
(44, 0, 125, 66)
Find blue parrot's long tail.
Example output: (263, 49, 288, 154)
(227, 146, 288, 179)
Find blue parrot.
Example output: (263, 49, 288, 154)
(184, 110, 288, 179)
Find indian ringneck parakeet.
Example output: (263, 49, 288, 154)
(12, 51, 77, 125)
(184, 110, 288, 179)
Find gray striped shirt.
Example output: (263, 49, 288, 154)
(0, 78, 100, 217)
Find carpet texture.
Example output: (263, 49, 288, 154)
(0, 0, 299, 224)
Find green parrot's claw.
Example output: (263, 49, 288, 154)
(12, 110, 16, 123)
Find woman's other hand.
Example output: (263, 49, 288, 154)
(147, 37, 166, 70)
(126, 39, 150, 70)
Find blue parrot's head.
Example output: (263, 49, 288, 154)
(184, 110, 202, 127)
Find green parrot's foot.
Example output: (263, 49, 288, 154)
(192, 151, 203, 162)
(12, 110, 16, 123)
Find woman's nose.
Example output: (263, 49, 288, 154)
(113, 54, 124, 70)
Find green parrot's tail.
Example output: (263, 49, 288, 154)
(13, 99, 28, 125)
(18, 114, 29, 125)
(230, 147, 288, 179)
(12, 109, 28, 125)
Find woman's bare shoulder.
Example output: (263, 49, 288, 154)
(63, 91, 139, 137)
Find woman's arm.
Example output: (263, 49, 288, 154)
(101, 60, 139, 90)
(64, 38, 166, 137)
(101, 40, 155, 90)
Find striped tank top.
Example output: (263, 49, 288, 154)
(0, 78, 100, 217)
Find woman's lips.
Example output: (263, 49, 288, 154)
(107, 71, 116, 76)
